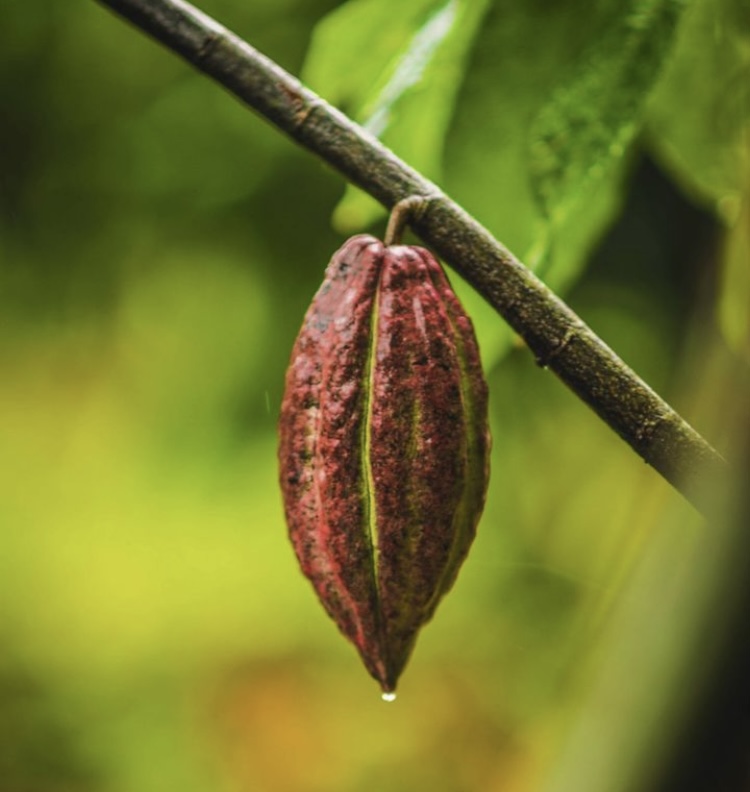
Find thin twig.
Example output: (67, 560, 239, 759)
(92, 0, 728, 514)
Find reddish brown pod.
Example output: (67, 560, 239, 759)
(278, 206, 490, 695)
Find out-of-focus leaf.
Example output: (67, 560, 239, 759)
(302, 0, 439, 109)
(303, 0, 490, 231)
(444, 0, 660, 365)
(646, 0, 750, 207)
(718, 197, 750, 362)
(529, 0, 686, 225)
(645, 0, 750, 359)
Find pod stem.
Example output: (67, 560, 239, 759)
(384, 196, 431, 247)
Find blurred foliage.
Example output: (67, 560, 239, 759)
(646, 0, 750, 363)
(0, 649, 99, 792)
(303, 0, 491, 232)
(0, 1, 748, 792)
(527, 0, 684, 222)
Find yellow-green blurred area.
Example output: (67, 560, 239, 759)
(1, 2, 749, 792)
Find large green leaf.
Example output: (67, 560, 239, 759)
(449, 0, 687, 273)
(646, 0, 750, 360)
(303, 0, 491, 231)
(646, 0, 749, 206)
(442, 0, 688, 366)
(528, 0, 687, 226)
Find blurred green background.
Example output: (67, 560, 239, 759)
(1, 1, 748, 791)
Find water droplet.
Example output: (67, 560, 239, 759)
(381, 691, 397, 703)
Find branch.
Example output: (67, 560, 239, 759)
(93, 0, 728, 514)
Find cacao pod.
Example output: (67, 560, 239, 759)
(278, 234, 490, 694)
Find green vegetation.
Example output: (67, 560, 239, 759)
(0, 1, 747, 791)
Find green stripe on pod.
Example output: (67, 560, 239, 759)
(278, 200, 490, 694)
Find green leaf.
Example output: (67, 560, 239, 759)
(646, 0, 750, 207)
(302, 0, 439, 111)
(718, 199, 750, 362)
(646, 0, 750, 357)
(441, 0, 688, 367)
(303, 0, 491, 231)
(528, 0, 687, 226)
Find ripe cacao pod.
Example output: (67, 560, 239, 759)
(278, 234, 490, 694)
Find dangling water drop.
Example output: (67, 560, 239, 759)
(381, 691, 397, 703)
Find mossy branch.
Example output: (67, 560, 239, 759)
(93, 0, 728, 514)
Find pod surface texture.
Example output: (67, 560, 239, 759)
(278, 235, 490, 692)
